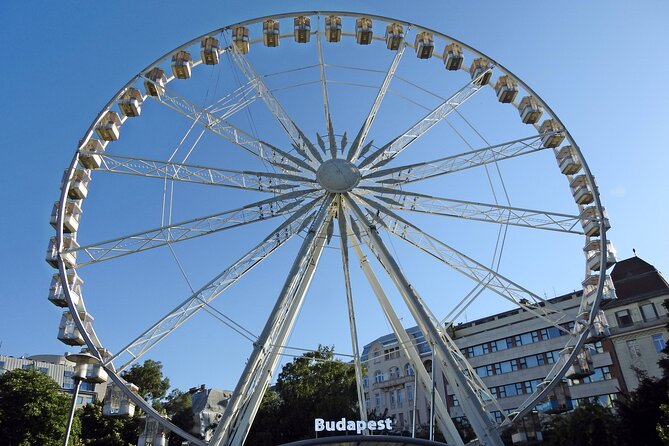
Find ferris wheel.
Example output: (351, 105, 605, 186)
(48, 11, 617, 446)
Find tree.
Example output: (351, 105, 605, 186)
(162, 389, 194, 446)
(121, 359, 170, 409)
(79, 401, 142, 446)
(541, 401, 620, 446)
(0, 368, 80, 445)
(247, 346, 359, 445)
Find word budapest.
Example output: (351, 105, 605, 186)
(314, 418, 394, 434)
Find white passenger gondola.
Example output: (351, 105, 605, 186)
(200, 36, 220, 65)
(539, 119, 565, 148)
(171, 50, 192, 79)
(555, 145, 581, 175)
(263, 20, 280, 47)
(143, 67, 166, 97)
(50, 200, 82, 233)
(294, 16, 311, 43)
(414, 31, 434, 59)
(63, 168, 92, 200)
(580, 206, 611, 237)
(582, 274, 617, 305)
(57, 310, 93, 346)
(495, 75, 518, 103)
(356, 18, 373, 45)
(103, 382, 140, 417)
(325, 16, 342, 42)
(78, 139, 105, 170)
(118, 88, 143, 117)
(385, 23, 404, 50)
(565, 347, 595, 379)
(138, 416, 168, 446)
(48, 271, 83, 308)
(443, 43, 464, 71)
(538, 380, 573, 414)
(584, 239, 617, 271)
(233, 26, 250, 54)
(575, 309, 611, 342)
(46, 235, 79, 269)
(95, 111, 122, 142)
(518, 96, 544, 124)
(570, 175, 594, 205)
(469, 58, 493, 85)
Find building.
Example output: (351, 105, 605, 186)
(360, 255, 668, 434)
(604, 256, 669, 390)
(0, 353, 106, 407)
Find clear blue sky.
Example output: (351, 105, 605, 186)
(1, 1, 667, 393)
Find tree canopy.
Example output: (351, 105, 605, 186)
(0, 368, 80, 445)
(120, 359, 170, 409)
(247, 345, 359, 445)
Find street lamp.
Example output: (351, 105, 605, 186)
(63, 350, 107, 446)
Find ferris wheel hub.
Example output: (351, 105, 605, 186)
(316, 158, 361, 193)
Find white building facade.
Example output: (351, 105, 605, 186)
(360, 255, 668, 435)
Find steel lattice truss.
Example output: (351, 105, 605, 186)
(51, 12, 613, 446)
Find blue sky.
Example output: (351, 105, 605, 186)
(1, 1, 668, 393)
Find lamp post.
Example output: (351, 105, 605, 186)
(63, 351, 103, 446)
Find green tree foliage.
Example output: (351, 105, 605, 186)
(541, 401, 620, 446)
(120, 359, 170, 409)
(79, 401, 142, 446)
(0, 368, 80, 445)
(247, 346, 359, 445)
(162, 389, 194, 446)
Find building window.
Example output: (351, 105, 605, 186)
(384, 347, 400, 360)
(397, 389, 404, 407)
(405, 363, 415, 376)
(615, 309, 634, 327)
(375, 370, 385, 383)
(22, 364, 35, 370)
(363, 376, 369, 388)
(626, 339, 641, 358)
(389, 367, 401, 380)
(63, 371, 75, 390)
(641, 303, 659, 322)
(38, 367, 49, 375)
(451, 394, 460, 406)
(653, 334, 667, 353)
(390, 391, 397, 408)
(407, 384, 414, 401)
(375, 393, 381, 407)
(373, 350, 381, 364)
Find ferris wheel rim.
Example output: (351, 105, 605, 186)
(51, 11, 613, 446)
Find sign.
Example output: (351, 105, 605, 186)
(314, 418, 394, 435)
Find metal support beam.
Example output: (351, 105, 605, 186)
(210, 194, 335, 446)
(346, 208, 464, 446)
(345, 196, 504, 446)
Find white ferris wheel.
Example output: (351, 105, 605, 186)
(48, 11, 617, 446)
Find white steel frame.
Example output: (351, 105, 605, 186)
(52, 11, 612, 446)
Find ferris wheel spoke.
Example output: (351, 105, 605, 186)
(144, 79, 315, 174)
(212, 195, 336, 446)
(347, 40, 407, 162)
(70, 190, 320, 266)
(344, 194, 503, 445)
(336, 199, 369, 424)
(315, 30, 337, 159)
(352, 193, 571, 330)
(361, 186, 583, 234)
(343, 211, 465, 446)
(206, 79, 260, 115)
(96, 153, 315, 192)
(357, 66, 493, 171)
(225, 35, 324, 167)
(107, 196, 326, 371)
(363, 132, 554, 185)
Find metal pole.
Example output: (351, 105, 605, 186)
(429, 345, 435, 442)
(412, 372, 417, 438)
(63, 378, 81, 446)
